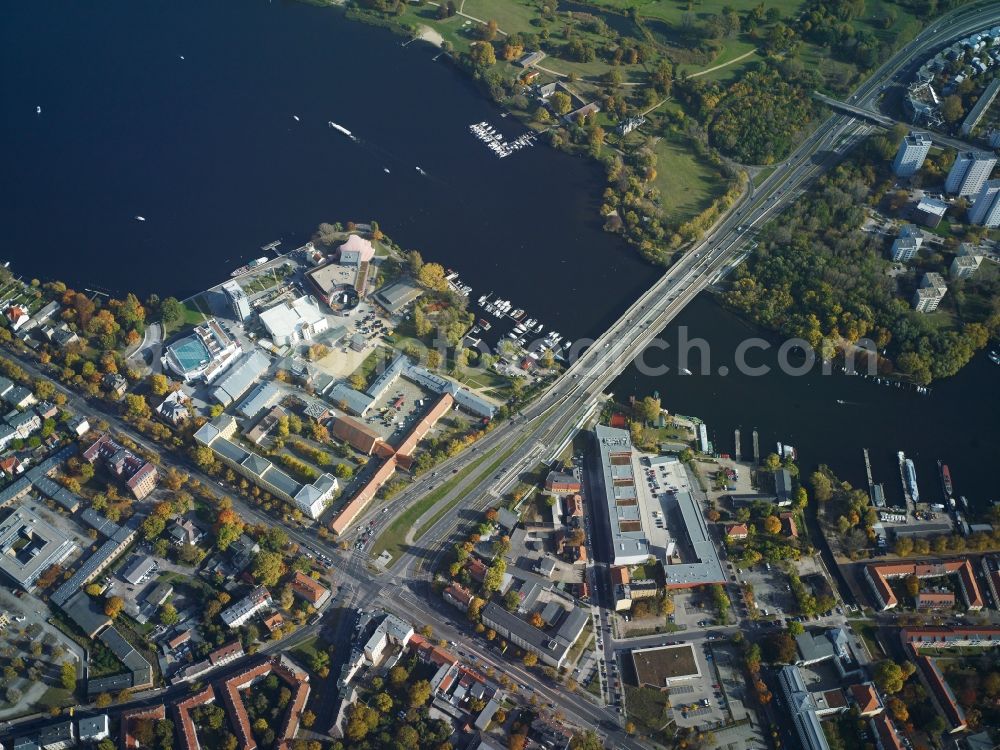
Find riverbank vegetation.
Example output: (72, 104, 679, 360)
(726, 137, 1000, 384)
(341, 0, 963, 265)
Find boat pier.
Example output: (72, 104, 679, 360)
(863, 449, 874, 498)
(734, 429, 741, 462)
(752, 429, 760, 466)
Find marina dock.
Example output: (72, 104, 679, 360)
(734, 429, 741, 462)
(752, 429, 760, 466)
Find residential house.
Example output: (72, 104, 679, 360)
(155, 390, 190, 426)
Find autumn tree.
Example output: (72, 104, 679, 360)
(104, 595, 124, 619)
(873, 660, 915, 694)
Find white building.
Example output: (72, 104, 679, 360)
(892, 131, 932, 177)
(363, 613, 414, 664)
(913, 272, 948, 313)
(950, 254, 982, 280)
(77, 714, 110, 742)
(259, 295, 329, 347)
(220, 586, 272, 629)
(222, 279, 252, 323)
(890, 224, 923, 262)
(945, 150, 997, 196)
(163, 319, 242, 383)
(968, 179, 1000, 227)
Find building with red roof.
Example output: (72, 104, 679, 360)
(916, 591, 955, 609)
(290, 571, 331, 607)
(121, 704, 166, 749)
(848, 683, 883, 717)
(865, 559, 984, 611)
(443, 582, 473, 611)
(869, 713, 906, 750)
(726, 523, 749, 540)
(174, 686, 216, 750)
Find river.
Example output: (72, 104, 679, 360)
(3, 1, 998, 510)
(612, 295, 1000, 515)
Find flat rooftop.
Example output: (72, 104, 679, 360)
(0, 504, 77, 588)
(651, 456, 726, 588)
(595, 425, 649, 565)
(307, 263, 357, 295)
(594, 425, 725, 586)
(632, 643, 700, 687)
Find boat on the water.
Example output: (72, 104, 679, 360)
(939, 461, 953, 498)
(904, 458, 919, 504)
(328, 121, 355, 140)
(231, 256, 268, 277)
(135, 215, 146, 222)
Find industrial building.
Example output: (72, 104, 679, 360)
(592, 425, 725, 587)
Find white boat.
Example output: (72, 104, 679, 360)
(292, 115, 300, 121)
(135, 215, 146, 222)
(35, 106, 41, 114)
(524, 318, 537, 329)
(534, 323, 543, 333)
(383, 168, 390, 174)
(679, 368, 692, 375)
(179, 55, 185, 60)
(416, 166, 426, 175)
(328, 121, 355, 140)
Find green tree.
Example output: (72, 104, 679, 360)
(159, 602, 179, 626)
(408, 679, 432, 708)
(809, 471, 833, 502)
(468, 41, 496, 68)
(252, 550, 286, 588)
(60, 661, 76, 690)
(550, 92, 572, 115)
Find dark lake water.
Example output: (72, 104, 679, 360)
(1, 0, 657, 341)
(3, 0, 998, 509)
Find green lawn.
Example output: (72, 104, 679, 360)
(652, 132, 727, 222)
(588, 0, 805, 23)
(624, 684, 674, 739)
(461, 0, 540, 35)
(167, 295, 209, 336)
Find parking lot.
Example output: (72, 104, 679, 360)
(740, 565, 796, 622)
(666, 640, 730, 729)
